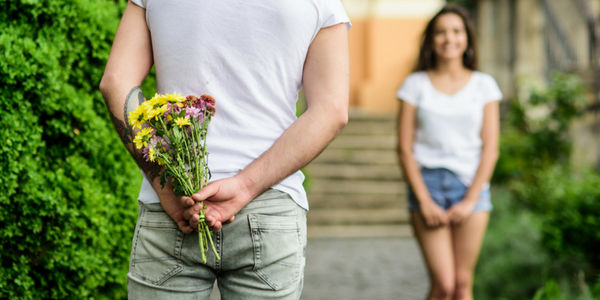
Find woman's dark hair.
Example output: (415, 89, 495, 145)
(416, 4, 478, 71)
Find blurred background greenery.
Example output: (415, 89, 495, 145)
(475, 73, 600, 300)
(0, 1, 145, 298)
(1, 0, 599, 299)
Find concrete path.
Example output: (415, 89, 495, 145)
(209, 235, 429, 300)
(301, 236, 429, 300)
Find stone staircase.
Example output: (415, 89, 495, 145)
(305, 112, 411, 238)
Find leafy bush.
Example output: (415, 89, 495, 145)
(0, 1, 150, 298)
(487, 167, 600, 300)
(529, 167, 600, 282)
(474, 187, 549, 300)
(534, 275, 600, 300)
(479, 72, 600, 299)
(493, 73, 588, 184)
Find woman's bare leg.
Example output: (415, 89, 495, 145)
(412, 211, 456, 300)
(451, 211, 489, 300)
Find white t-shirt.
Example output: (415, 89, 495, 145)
(396, 71, 503, 187)
(131, 0, 351, 210)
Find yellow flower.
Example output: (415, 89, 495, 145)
(150, 93, 169, 106)
(149, 92, 185, 106)
(145, 104, 169, 121)
(128, 106, 146, 129)
(174, 116, 191, 128)
(156, 104, 168, 116)
(140, 101, 154, 121)
(163, 93, 186, 103)
(133, 127, 154, 149)
(148, 147, 157, 162)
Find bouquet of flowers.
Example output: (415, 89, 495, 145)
(128, 92, 218, 263)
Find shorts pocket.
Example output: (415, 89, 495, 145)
(130, 204, 184, 286)
(248, 213, 303, 291)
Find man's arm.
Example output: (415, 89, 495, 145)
(188, 23, 350, 231)
(100, 1, 194, 233)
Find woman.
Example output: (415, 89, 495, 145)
(396, 5, 502, 300)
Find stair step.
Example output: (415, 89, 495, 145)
(307, 208, 409, 226)
(329, 135, 396, 150)
(307, 163, 403, 180)
(310, 179, 406, 195)
(348, 111, 395, 122)
(313, 149, 398, 165)
(307, 224, 413, 238)
(342, 119, 396, 135)
(308, 193, 406, 209)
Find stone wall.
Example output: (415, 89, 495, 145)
(476, 0, 600, 168)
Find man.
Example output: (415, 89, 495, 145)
(100, 0, 350, 299)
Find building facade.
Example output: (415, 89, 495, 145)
(344, 0, 445, 114)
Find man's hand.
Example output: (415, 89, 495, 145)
(185, 175, 253, 232)
(419, 200, 449, 228)
(153, 182, 195, 233)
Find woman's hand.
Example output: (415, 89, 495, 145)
(447, 199, 477, 224)
(419, 200, 449, 228)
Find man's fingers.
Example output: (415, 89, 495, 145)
(181, 196, 194, 207)
(177, 221, 193, 234)
(212, 221, 223, 232)
(182, 203, 204, 220)
(192, 183, 219, 202)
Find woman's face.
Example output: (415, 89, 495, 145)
(432, 13, 468, 62)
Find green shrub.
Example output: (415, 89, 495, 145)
(534, 275, 600, 300)
(510, 165, 600, 281)
(533, 279, 567, 300)
(0, 1, 150, 298)
(533, 167, 600, 283)
(474, 187, 549, 300)
(494, 73, 588, 184)
(484, 72, 600, 299)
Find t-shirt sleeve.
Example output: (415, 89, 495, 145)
(482, 73, 503, 103)
(396, 74, 420, 106)
(319, 0, 352, 30)
(130, 0, 145, 8)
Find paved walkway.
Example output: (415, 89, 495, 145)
(209, 235, 429, 300)
(301, 236, 429, 300)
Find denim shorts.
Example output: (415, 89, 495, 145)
(408, 167, 492, 212)
(128, 189, 307, 300)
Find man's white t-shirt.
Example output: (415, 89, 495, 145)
(131, 0, 351, 210)
(396, 71, 503, 187)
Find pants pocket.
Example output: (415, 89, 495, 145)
(130, 203, 184, 286)
(248, 213, 303, 291)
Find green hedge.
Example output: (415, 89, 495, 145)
(493, 73, 588, 184)
(0, 1, 146, 298)
(526, 167, 600, 284)
(477, 73, 600, 299)
(474, 187, 549, 300)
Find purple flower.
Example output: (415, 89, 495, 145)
(142, 146, 151, 162)
(186, 106, 201, 119)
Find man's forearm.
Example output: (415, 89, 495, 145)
(232, 23, 350, 202)
(100, 83, 162, 181)
(235, 103, 347, 200)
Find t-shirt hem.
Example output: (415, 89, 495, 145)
(322, 19, 352, 30)
(130, 0, 145, 8)
(136, 172, 309, 211)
